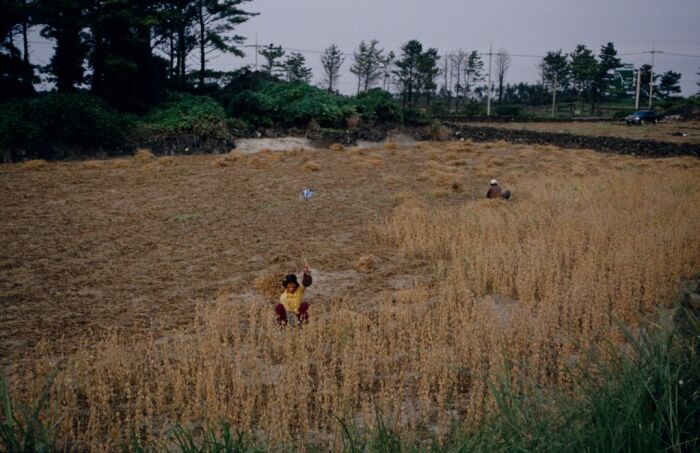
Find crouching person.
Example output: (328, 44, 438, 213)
(275, 265, 312, 326)
(486, 179, 511, 200)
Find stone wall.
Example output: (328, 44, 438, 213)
(447, 124, 700, 158)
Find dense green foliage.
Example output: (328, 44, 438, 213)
(137, 92, 229, 138)
(1, 1, 694, 161)
(1, 0, 255, 110)
(493, 104, 526, 117)
(220, 78, 355, 128)
(218, 70, 403, 128)
(661, 96, 700, 119)
(354, 88, 402, 123)
(0, 92, 130, 160)
(0, 76, 409, 160)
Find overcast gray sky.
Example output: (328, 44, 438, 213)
(29, 0, 700, 95)
(219, 0, 700, 95)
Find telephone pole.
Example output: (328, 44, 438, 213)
(486, 43, 493, 117)
(551, 72, 558, 118)
(443, 53, 450, 112)
(648, 41, 659, 109)
(634, 68, 641, 109)
(254, 33, 258, 71)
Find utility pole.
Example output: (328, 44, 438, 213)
(443, 53, 449, 113)
(254, 33, 258, 71)
(634, 68, 641, 109)
(551, 72, 558, 118)
(648, 41, 657, 109)
(486, 43, 493, 117)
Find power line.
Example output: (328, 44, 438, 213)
(663, 52, 700, 58)
(25, 37, 700, 61)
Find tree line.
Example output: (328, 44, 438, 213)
(1, 0, 690, 116)
(297, 40, 685, 114)
(1, 0, 256, 110)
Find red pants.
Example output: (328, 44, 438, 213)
(275, 302, 309, 325)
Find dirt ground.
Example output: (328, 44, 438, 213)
(0, 142, 455, 361)
(464, 120, 700, 144)
(1, 140, 698, 364)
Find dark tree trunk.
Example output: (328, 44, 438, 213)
(136, 19, 154, 106)
(90, 28, 104, 95)
(21, 9, 33, 93)
(177, 26, 186, 85)
(169, 33, 175, 81)
(198, 0, 205, 88)
(498, 77, 504, 104)
(53, 28, 83, 91)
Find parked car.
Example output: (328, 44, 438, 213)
(625, 110, 661, 125)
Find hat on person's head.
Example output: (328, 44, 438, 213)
(490, 179, 498, 186)
(282, 274, 299, 288)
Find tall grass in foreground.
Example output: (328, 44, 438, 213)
(0, 369, 62, 453)
(458, 309, 700, 452)
(5, 307, 698, 452)
(338, 308, 700, 452)
(3, 156, 700, 450)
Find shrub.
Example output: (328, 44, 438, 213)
(402, 107, 432, 126)
(462, 100, 485, 117)
(136, 91, 229, 138)
(0, 92, 131, 160)
(494, 104, 525, 117)
(354, 88, 402, 124)
(219, 73, 355, 128)
(661, 97, 700, 120)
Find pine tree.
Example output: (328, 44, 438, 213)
(380, 50, 395, 92)
(36, 0, 90, 92)
(494, 48, 511, 104)
(464, 50, 484, 100)
(639, 64, 659, 105)
(418, 47, 440, 106)
(350, 40, 384, 93)
(449, 49, 467, 110)
(658, 71, 681, 101)
(194, 0, 256, 88)
(283, 52, 312, 82)
(592, 42, 622, 112)
(0, 0, 36, 98)
(569, 44, 598, 112)
(259, 43, 285, 76)
(539, 50, 569, 90)
(320, 44, 344, 92)
(88, 1, 167, 110)
(393, 40, 423, 108)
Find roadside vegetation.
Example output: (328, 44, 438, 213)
(2, 0, 698, 161)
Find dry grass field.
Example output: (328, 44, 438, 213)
(466, 120, 700, 144)
(1, 141, 699, 450)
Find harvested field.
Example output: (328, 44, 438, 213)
(463, 120, 700, 144)
(1, 141, 699, 450)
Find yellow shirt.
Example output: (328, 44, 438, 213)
(280, 284, 306, 314)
